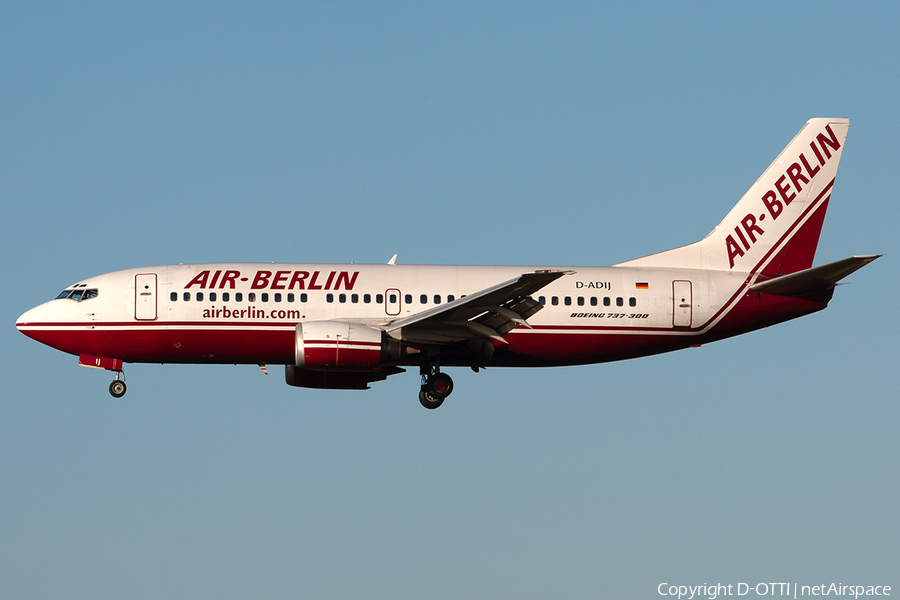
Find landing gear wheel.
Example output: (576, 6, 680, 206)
(425, 372, 454, 400)
(418, 361, 453, 409)
(109, 380, 127, 398)
(419, 390, 444, 410)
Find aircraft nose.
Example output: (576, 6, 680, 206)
(16, 304, 48, 336)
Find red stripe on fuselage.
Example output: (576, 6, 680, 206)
(18, 290, 829, 367)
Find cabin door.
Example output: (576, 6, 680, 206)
(135, 273, 158, 321)
(672, 280, 692, 328)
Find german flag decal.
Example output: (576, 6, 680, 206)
(635, 282, 649, 289)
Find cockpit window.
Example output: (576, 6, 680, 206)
(55, 288, 98, 302)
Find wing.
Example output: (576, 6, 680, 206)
(386, 270, 573, 347)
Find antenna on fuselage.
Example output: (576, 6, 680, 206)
(387, 254, 398, 265)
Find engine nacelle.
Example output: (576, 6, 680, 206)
(284, 365, 405, 390)
(287, 321, 414, 389)
(295, 321, 388, 371)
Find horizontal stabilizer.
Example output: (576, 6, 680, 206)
(749, 254, 881, 297)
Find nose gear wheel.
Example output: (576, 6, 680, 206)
(108, 370, 126, 398)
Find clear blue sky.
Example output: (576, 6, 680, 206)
(2, 2, 897, 598)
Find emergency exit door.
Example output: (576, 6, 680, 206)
(135, 273, 157, 321)
(673, 280, 692, 327)
(385, 288, 401, 316)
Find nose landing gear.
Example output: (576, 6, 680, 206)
(78, 355, 128, 398)
(109, 371, 127, 398)
(419, 366, 453, 410)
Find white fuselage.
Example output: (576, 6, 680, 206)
(16, 262, 812, 369)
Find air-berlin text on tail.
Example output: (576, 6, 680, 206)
(184, 269, 360, 291)
(725, 124, 841, 269)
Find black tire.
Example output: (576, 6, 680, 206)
(419, 390, 444, 410)
(109, 380, 127, 398)
(426, 372, 454, 400)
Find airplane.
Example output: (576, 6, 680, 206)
(16, 118, 880, 409)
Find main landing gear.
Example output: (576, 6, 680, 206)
(108, 370, 127, 398)
(419, 365, 454, 410)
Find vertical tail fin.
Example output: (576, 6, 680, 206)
(617, 118, 850, 274)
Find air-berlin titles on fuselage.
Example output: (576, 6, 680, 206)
(724, 123, 841, 269)
(184, 269, 360, 291)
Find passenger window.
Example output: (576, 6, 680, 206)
(209, 292, 217, 302)
(629, 297, 636, 307)
(405, 294, 412, 304)
(577, 297, 584, 306)
(616, 297, 623, 307)
(551, 296, 559, 306)
(223, 292, 230, 302)
(564, 297, 572, 306)
(538, 296, 545, 305)
(261, 293, 269, 302)
(327, 293, 334, 303)
(248, 293, 256, 302)
(287, 293, 294, 302)
(351, 294, 359, 303)
(339, 293, 346, 303)
(389, 294, 397, 303)
(196, 292, 204, 301)
(590, 297, 597, 306)
(603, 297, 610, 306)
(447, 295, 455, 302)
(377, 294, 384, 304)
(274, 293, 282, 302)
(434, 295, 441, 304)
(364, 294, 371, 303)
(420, 294, 427, 304)
(300, 293, 308, 303)
(170, 292, 177, 301)
(236, 292, 243, 302)
(183, 292, 190, 302)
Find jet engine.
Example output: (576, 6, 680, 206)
(285, 321, 411, 389)
(295, 321, 389, 370)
